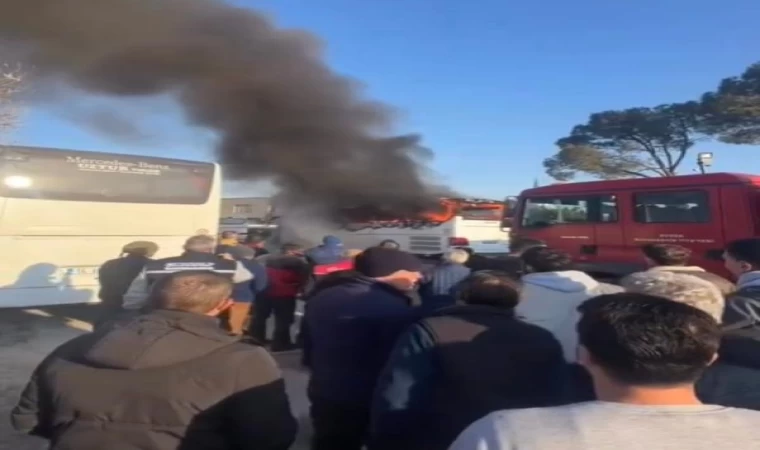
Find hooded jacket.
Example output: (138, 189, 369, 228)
(11, 310, 296, 450)
(305, 235, 345, 265)
(517, 270, 623, 362)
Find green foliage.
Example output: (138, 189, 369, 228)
(700, 63, 760, 144)
(545, 103, 704, 181)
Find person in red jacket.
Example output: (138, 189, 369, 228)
(312, 249, 361, 277)
(251, 243, 311, 351)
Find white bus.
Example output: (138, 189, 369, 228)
(273, 198, 510, 256)
(0, 146, 221, 307)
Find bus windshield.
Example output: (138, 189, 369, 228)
(0, 146, 214, 205)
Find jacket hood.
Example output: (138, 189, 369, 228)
(81, 310, 238, 370)
(738, 271, 760, 289)
(522, 270, 603, 293)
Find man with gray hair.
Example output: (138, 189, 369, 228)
(122, 235, 254, 321)
(420, 248, 472, 312)
(620, 270, 725, 322)
(640, 244, 734, 296)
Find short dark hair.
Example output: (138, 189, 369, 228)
(378, 239, 400, 250)
(510, 237, 545, 254)
(221, 231, 238, 239)
(642, 244, 692, 266)
(725, 238, 760, 268)
(521, 246, 573, 272)
(457, 271, 521, 309)
(577, 293, 720, 386)
(354, 247, 423, 277)
(281, 243, 303, 254)
(149, 271, 233, 314)
(121, 241, 159, 258)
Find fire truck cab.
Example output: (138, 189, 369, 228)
(510, 173, 760, 279)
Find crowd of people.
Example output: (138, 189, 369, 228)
(10, 233, 760, 450)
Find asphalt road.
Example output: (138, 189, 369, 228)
(0, 305, 311, 450)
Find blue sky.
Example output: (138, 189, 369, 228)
(7, 0, 760, 198)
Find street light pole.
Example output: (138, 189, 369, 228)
(697, 152, 713, 174)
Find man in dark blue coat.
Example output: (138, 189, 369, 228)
(302, 247, 424, 450)
(370, 271, 568, 450)
(305, 235, 345, 265)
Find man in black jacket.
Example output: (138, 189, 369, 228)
(97, 241, 158, 326)
(303, 247, 424, 450)
(370, 270, 567, 450)
(12, 271, 297, 450)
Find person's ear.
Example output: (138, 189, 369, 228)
(206, 298, 234, 317)
(375, 270, 421, 291)
(577, 345, 593, 370)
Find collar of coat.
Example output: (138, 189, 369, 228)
(309, 270, 418, 305)
(427, 303, 517, 319)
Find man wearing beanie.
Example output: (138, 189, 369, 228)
(302, 247, 423, 450)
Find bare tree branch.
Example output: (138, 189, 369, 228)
(0, 60, 28, 135)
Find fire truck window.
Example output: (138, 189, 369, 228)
(522, 197, 589, 227)
(598, 195, 619, 223)
(634, 191, 710, 224)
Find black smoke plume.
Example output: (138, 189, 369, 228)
(0, 0, 440, 217)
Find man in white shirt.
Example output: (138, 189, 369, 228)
(450, 293, 760, 450)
